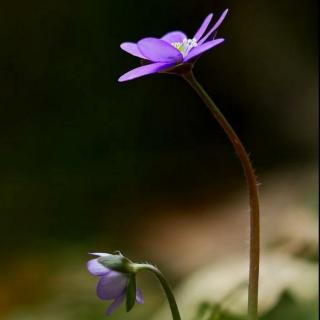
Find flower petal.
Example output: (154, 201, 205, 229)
(138, 37, 183, 63)
(118, 62, 174, 82)
(193, 13, 213, 41)
(89, 252, 111, 257)
(136, 288, 144, 304)
(184, 38, 225, 62)
(97, 271, 128, 300)
(198, 9, 229, 45)
(87, 258, 110, 276)
(106, 291, 126, 315)
(161, 31, 187, 44)
(120, 42, 146, 59)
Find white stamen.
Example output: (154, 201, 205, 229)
(171, 38, 198, 57)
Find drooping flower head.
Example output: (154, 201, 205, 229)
(87, 252, 143, 316)
(118, 9, 228, 82)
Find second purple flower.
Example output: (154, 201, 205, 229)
(87, 253, 143, 316)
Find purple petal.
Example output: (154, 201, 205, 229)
(120, 42, 146, 59)
(106, 291, 126, 315)
(193, 13, 213, 41)
(118, 62, 174, 82)
(89, 252, 111, 257)
(184, 38, 225, 62)
(161, 31, 187, 44)
(97, 271, 128, 300)
(87, 258, 110, 276)
(138, 38, 183, 63)
(198, 9, 229, 45)
(136, 288, 144, 304)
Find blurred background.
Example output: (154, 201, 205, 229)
(0, 0, 318, 319)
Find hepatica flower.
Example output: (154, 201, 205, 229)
(87, 252, 183, 319)
(118, 9, 228, 82)
(87, 253, 143, 316)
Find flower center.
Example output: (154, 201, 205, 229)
(171, 38, 198, 57)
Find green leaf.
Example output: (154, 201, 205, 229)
(126, 274, 137, 312)
(260, 291, 318, 320)
(192, 291, 318, 320)
(193, 301, 244, 320)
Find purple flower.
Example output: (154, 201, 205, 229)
(87, 253, 144, 316)
(118, 9, 228, 82)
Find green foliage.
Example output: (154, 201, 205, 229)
(193, 292, 318, 320)
(193, 302, 245, 320)
(126, 274, 137, 312)
(260, 291, 318, 320)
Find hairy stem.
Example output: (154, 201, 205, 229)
(182, 70, 260, 320)
(137, 264, 181, 320)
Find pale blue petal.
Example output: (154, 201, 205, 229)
(106, 291, 126, 315)
(87, 258, 110, 276)
(118, 62, 174, 82)
(97, 271, 128, 300)
(198, 9, 229, 45)
(161, 31, 187, 44)
(193, 13, 213, 41)
(184, 38, 225, 62)
(120, 42, 146, 59)
(138, 37, 183, 63)
(89, 252, 111, 257)
(136, 288, 144, 304)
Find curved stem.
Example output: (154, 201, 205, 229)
(182, 70, 260, 320)
(137, 264, 181, 320)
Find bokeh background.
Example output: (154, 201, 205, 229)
(0, 0, 318, 319)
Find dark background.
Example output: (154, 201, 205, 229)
(0, 0, 318, 318)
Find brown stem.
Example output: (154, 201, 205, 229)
(182, 70, 260, 320)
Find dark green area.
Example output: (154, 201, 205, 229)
(0, 0, 318, 254)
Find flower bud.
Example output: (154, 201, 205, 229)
(98, 253, 135, 274)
